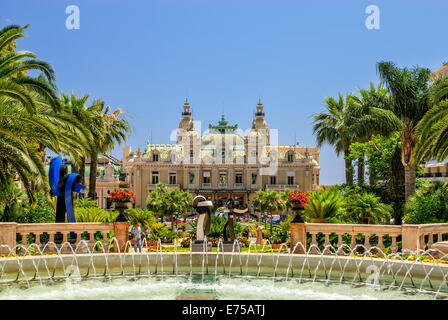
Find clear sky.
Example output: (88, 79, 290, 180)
(2, 0, 447, 185)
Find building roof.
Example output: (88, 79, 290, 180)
(432, 62, 448, 80)
(208, 114, 238, 133)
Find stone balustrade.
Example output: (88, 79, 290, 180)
(2, 221, 448, 256)
(417, 223, 448, 251)
(305, 223, 402, 254)
(0, 222, 129, 254)
(290, 222, 448, 254)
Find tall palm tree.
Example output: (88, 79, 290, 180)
(60, 92, 96, 184)
(87, 101, 130, 199)
(350, 83, 392, 185)
(414, 76, 448, 163)
(375, 61, 431, 200)
(345, 63, 430, 200)
(0, 25, 60, 114)
(313, 93, 356, 185)
(0, 24, 90, 201)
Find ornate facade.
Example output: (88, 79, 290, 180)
(122, 100, 321, 209)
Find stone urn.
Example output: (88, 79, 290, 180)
(290, 200, 305, 223)
(114, 201, 131, 222)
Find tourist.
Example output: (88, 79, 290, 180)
(131, 222, 145, 253)
(242, 226, 250, 238)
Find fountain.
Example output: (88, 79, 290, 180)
(1, 237, 448, 300)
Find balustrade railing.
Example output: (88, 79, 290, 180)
(0, 222, 123, 254)
(2, 222, 448, 256)
(305, 223, 402, 254)
(417, 223, 448, 250)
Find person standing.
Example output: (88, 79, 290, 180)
(131, 222, 145, 253)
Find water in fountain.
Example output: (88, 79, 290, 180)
(1, 238, 448, 300)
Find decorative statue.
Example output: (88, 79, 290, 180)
(222, 198, 248, 242)
(251, 172, 257, 185)
(192, 195, 213, 242)
(49, 157, 86, 239)
(189, 171, 195, 184)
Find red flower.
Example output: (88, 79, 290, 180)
(288, 190, 310, 206)
(109, 188, 136, 202)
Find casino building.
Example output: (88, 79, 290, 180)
(122, 100, 321, 209)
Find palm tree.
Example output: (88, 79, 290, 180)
(60, 92, 95, 183)
(342, 193, 392, 224)
(146, 183, 192, 231)
(349, 82, 394, 185)
(0, 25, 60, 114)
(87, 100, 130, 199)
(313, 93, 356, 185)
(345, 63, 431, 200)
(0, 24, 91, 201)
(303, 188, 345, 223)
(414, 76, 448, 163)
(375, 61, 431, 200)
(252, 189, 286, 233)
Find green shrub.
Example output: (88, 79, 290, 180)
(74, 207, 116, 222)
(148, 223, 177, 242)
(237, 236, 249, 247)
(16, 193, 55, 223)
(404, 181, 448, 224)
(126, 208, 157, 230)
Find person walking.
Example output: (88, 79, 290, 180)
(131, 222, 145, 253)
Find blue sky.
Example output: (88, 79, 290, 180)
(2, 0, 447, 185)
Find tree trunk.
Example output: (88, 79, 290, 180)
(390, 145, 405, 225)
(402, 128, 416, 201)
(404, 165, 416, 201)
(88, 155, 98, 199)
(344, 148, 353, 185)
(270, 212, 273, 234)
(80, 157, 86, 186)
(369, 170, 375, 185)
(358, 155, 365, 186)
(2, 205, 9, 222)
(71, 162, 79, 174)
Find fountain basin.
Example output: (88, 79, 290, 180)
(1, 252, 448, 299)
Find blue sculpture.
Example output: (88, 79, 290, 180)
(49, 157, 86, 228)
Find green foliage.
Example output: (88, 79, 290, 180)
(340, 193, 392, 224)
(208, 216, 243, 238)
(125, 208, 157, 230)
(146, 183, 193, 230)
(7, 193, 55, 223)
(252, 189, 286, 233)
(147, 222, 177, 243)
(404, 181, 448, 224)
(347, 133, 401, 185)
(304, 188, 345, 223)
(415, 76, 448, 163)
(74, 197, 99, 209)
(75, 206, 118, 222)
(237, 236, 249, 247)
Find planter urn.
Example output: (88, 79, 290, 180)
(114, 201, 131, 222)
(290, 200, 305, 223)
